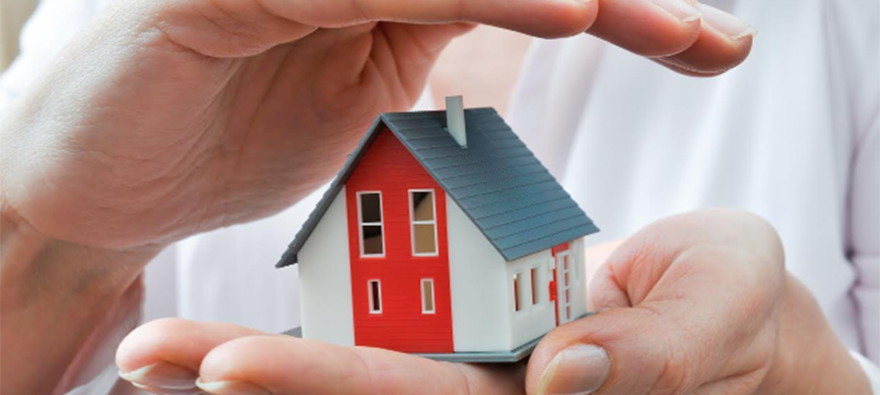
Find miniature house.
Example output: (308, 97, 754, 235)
(276, 97, 599, 362)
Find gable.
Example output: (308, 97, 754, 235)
(277, 108, 599, 268)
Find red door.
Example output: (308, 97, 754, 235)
(345, 128, 453, 353)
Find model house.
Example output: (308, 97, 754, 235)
(276, 97, 599, 362)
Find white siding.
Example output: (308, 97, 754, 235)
(507, 250, 557, 348)
(446, 196, 511, 352)
(297, 187, 354, 346)
(505, 238, 589, 349)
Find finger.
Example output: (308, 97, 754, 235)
(262, 0, 599, 37)
(584, 241, 630, 311)
(116, 318, 265, 392)
(584, 240, 624, 282)
(525, 210, 785, 395)
(195, 335, 526, 395)
(587, 262, 632, 311)
(587, 0, 703, 58)
(149, 0, 598, 58)
(587, 0, 756, 74)
(288, 23, 476, 109)
(365, 23, 478, 105)
(656, 4, 755, 74)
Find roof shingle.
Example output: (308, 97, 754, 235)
(276, 108, 598, 268)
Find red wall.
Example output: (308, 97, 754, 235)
(345, 128, 453, 353)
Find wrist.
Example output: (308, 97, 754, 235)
(1, 204, 160, 394)
(759, 275, 871, 394)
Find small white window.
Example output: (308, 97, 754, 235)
(530, 266, 540, 305)
(409, 190, 438, 256)
(358, 192, 384, 257)
(421, 279, 435, 314)
(368, 280, 382, 314)
(513, 272, 525, 312)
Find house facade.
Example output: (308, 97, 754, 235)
(278, 102, 598, 358)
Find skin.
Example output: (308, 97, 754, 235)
(0, 0, 863, 393)
(113, 210, 871, 395)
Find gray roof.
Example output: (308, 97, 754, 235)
(276, 108, 598, 268)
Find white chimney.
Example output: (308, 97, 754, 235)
(445, 95, 467, 148)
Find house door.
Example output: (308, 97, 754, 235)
(555, 251, 574, 324)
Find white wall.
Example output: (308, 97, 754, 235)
(297, 187, 355, 346)
(505, 237, 589, 349)
(446, 196, 511, 352)
(506, 250, 557, 348)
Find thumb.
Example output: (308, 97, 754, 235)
(526, 308, 716, 394)
(525, 210, 785, 395)
(525, 307, 698, 395)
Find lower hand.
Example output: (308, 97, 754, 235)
(116, 209, 870, 394)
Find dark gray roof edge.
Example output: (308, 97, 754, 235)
(275, 116, 387, 268)
(277, 109, 495, 268)
(277, 108, 599, 268)
(379, 109, 599, 261)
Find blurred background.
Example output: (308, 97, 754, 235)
(0, 0, 39, 71)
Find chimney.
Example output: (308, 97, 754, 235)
(445, 95, 467, 148)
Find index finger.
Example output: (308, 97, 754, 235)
(249, 0, 600, 38)
(268, 0, 755, 73)
(197, 335, 527, 395)
(586, 0, 755, 74)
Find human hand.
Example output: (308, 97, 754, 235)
(116, 209, 868, 394)
(526, 209, 870, 394)
(1, 0, 755, 252)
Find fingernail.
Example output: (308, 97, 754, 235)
(698, 4, 757, 40)
(118, 362, 199, 392)
(651, 0, 702, 24)
(196, 378, 271, 395)
(567, 0, 595, 7)
(537, 344, 611, 395)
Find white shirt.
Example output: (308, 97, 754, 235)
(2, 0, 877, 393)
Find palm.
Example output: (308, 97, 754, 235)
(3, 0, 754, 250)
(10, 18, 467, 249)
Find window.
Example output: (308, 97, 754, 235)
(513, 272, 524, 312)
(421, 279, 435, 314)
(358, 192, 384, 256)
(368, 280, 382, 313)
(530, 266, 540, 305)
(409, 190, 437, 256)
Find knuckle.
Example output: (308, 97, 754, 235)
(143, 317, 189, 334)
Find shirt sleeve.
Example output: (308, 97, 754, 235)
(0, 0, 112, 102)
(850, 110, 879, 363)
(852, 351, 880, 394)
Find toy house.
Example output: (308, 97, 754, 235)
(276, 97, 599, 362)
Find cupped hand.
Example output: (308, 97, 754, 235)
(115, 209, 869, 395)
(529, 209, 868, 394)
(1, 0, 754, 251)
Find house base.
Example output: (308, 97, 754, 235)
(282, 313, 592, 364)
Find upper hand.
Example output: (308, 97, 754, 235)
(117, 209, 870, 394)
(1, 0, 754, 250)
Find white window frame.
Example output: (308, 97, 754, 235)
(421, 278, 436, 314)
(357, 191, 385, 258)
(368, 279, 382, 314)
(530, 265, 541, 306)
(513, 271, 525, 313)
(408, 189, 439, 257)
